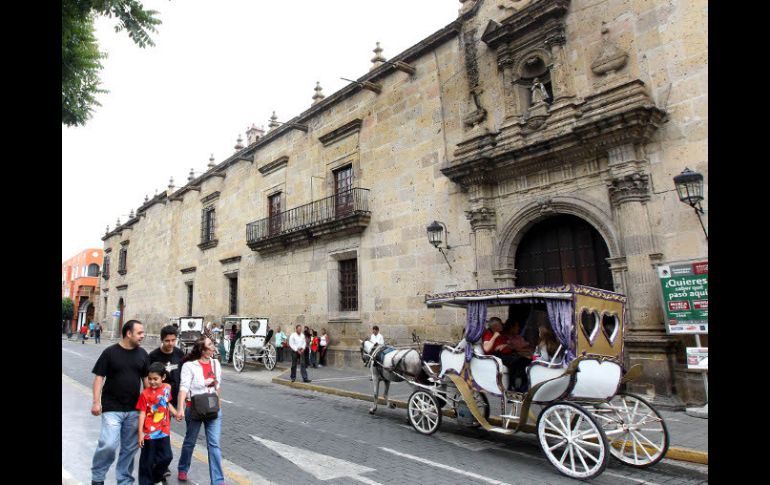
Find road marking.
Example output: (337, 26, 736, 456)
(221, 398, 235, 404)
(62, 348, 86, 357)
(61, 468, 81, 485)
(380, 446, 511, 485)
(252, 435, 383, 484)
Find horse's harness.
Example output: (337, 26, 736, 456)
(366, 343, 412, 376)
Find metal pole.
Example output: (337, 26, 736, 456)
(695, 334, 708, 399)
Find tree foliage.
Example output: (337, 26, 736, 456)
(62, 1, 164, 126)
(62, 297, 75, 320)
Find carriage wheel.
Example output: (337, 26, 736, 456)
(537, 402, 609, 480)
(263, 343, 277, 370)
(408, 390, 442, 436)
(592, 392, 669, 468)
(233, 340, 245, 373)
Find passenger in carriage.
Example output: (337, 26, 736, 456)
(481, 317, 531, 391)
(533, 324, 561, 364)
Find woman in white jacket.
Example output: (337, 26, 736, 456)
(176, 336, 224, 484)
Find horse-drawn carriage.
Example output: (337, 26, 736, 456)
(362, 285, 668, 480)
(177, 316, 205, 354)
(223, 316, 277, 372)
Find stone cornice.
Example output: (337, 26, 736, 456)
(120, 240, 130, 246)
(481, 0, 571, 49)
(258, 156, 289, 175)
(466, 207, 497, 231)
(318, 120, 363, 146)
(201, 191, 221, 205)
(104, 248, 112, 254)
(219, 256, 242, 265)
(443, 80, 666, 185)
(198, 239, 219, 251)
(180, 266, 197, 274)
(116, 284, 128, 290)
(608, 172, 651, 205)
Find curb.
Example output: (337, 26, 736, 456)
(272, 377, 708, 465)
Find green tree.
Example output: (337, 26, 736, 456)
(62, 1, 164, 126)
(62, 297, 74, 333)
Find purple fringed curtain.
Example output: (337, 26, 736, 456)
(545, 299, 575, 365)
(464, 301, 487, 361)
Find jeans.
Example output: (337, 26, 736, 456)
(91, 411, 140, 485)
(290, 351, 308, 381)
(178, 409, 224, 485)
(319, 345, 327, 366)
(309, 350, 317, 367)
(95, 332, 101, 344)
(138, 436, 172, 485)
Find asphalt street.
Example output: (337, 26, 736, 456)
(62, 340, 708, 485)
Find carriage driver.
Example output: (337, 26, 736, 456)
(481, 317, 531, 391)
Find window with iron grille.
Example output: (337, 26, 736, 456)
(228, 276, 238, 315)
(339, 258, 358, 311)
(186, 283, 194, 316)
(118, 248, 127, 275)
(102, 256, 110, 280)
(201, 206, 216, 243)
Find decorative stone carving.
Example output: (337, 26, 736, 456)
(608, 172, 650, 206)
(591, 23, 628, 76)
(530, 77, 549, 105)
(536, 197, 555, 215)
(466, 207, 497, 231)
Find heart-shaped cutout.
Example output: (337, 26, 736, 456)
(580, 309, 599, 345)
(187, 321, 195, 329)
(249, 322, 259, 334)
(601, 314, 619, 345)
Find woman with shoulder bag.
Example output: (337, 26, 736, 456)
(176, 336, 225, 484)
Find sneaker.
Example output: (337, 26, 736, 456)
(291, 378, 295, 382)
(178, 471, 188, 481)
(303, 379, 312, 383)
(92, 481, 105, 485)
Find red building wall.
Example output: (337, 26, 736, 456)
(62, 249, 104, 333)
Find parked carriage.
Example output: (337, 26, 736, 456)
(177, 316, 205, 354)
(393, 285, 668, 480)
(223, 316, 277, 372)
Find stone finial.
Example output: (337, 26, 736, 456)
(246, 124, 265, 145)
(105, 225, 110, 234)
(116, 217, 121, 227)
(168, 177, 175, 191)
(591, 22, 628, 76)
(208, 153, 216, 168)
(144, 194, 149, 203)
(188, 168, 195, 182)
(312, 82, 325, 105)
(234, 134, 244, 151)
(370, 42, 386, 71)
(128, 209, 134, 219)
(268, 111, 280, 130)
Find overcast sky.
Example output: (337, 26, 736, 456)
(62, 0, 459, 261)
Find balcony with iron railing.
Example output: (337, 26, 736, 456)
(246, 188, 371, 253)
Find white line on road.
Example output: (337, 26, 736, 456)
(61, 467, 82, 485)
(380, 446, 512, 485)
(221, 399, 235, 404)
(62, 348, 85, 357)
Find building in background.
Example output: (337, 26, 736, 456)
(97, 0, 707, 407)
(62, 249, 104, 333)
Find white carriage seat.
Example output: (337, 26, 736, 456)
(527, 363, 572, 403)
(471, 343, 509, 395)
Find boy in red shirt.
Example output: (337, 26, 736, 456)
(136, 362, 181, 485)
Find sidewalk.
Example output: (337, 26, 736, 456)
(271, 363, 708, 465)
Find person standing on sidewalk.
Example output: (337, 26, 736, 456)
(148, 325, 184, 481)
(319, 328, 329, 367)
(94, 322, 102, 344)
(176, 336, 224, 484)
(90, 320, 95, 338)
(289, 325, 311, 383)
(309, 330, 320, 368)
(80, 323, 89, 344)
(136, 362, 180, 485)
(90, 319, 150, 485)
(226, 323, 240, 364)
(274, 326, 287, 363)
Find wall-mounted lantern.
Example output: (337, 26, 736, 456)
(426, 220, 452, 269)
(673, 167, 707, 240)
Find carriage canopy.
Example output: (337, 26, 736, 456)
(424, 285, 627, 364)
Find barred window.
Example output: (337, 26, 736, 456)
(102, 256, 110, 280)
(339, 258, 358, 311)
(118, 248, 127, 274)
(201, 206, 216, 243)
(228, 276, 238, 315)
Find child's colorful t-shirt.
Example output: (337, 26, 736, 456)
(311, 337, 319, 352)
(135, 383, 172, 439)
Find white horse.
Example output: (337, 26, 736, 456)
(360, 339, 425, 414)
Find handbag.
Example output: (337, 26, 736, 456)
(189, 360, 220, 421)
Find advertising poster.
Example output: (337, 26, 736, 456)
(686, 347, 708, 370)
(657, 260, 708, 334)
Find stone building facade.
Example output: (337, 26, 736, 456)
(97, 0, 707, 407)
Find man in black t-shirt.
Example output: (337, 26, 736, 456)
(148, 325, 184, 480)
(90, 319, 149, 485)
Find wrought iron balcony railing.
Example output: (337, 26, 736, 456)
(246, 188, 370, 252)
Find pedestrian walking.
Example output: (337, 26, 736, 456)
(137, 362, 181, 485)
(90, 320, 95, 338)
(94, 322, 102, 344)
(90, 320, 150, 485)
(273, 326, 287, 363)
(148, 325, 185, 480)
(80, 323, 89, 344)
(176, 336, 224, 484)
(319, 328, 329, 367)
(309, 330, 319, 368)
(289, 325, 311, 383)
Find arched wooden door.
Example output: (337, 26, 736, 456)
(514, 214, 614, 290)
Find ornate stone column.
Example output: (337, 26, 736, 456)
(545, 32, 574, 103)
(607, 144, 683, 408)
(466, 207, 497, 289)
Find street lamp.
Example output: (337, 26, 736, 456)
(673, 168, 707, 240)
(426, 220, 452, 269)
